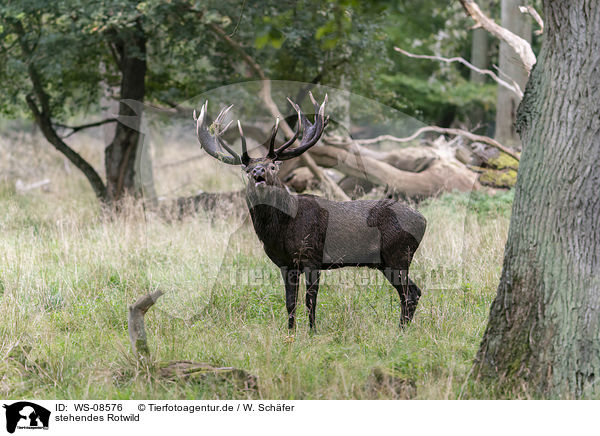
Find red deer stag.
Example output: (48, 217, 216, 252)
(193, 94, 426, 331)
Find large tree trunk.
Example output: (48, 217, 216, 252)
(105, 28, 147, 203)
(494, 0, 531, 148)
(475, 0, 600, 398)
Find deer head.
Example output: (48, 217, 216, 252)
(193, 92, 329, 190)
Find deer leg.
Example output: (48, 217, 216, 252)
(383, 269, 421, 327)
(400, 277, 422, 326)
(281, 268, 300, 330)
(305, 269, 321, 331)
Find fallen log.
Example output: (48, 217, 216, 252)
(308, 141, 479, 199)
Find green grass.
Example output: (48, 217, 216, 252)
(0, 181, 511, 399)
(0, 126, 515, 399)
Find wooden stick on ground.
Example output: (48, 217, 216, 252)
(128, 289, 164, 360)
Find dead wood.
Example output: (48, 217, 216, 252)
(459, 0, 536, 73)
(127, 290, 258, 391)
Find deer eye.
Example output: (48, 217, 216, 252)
(269, 164, 276, 170)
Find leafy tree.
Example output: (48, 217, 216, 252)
(0, 0, 391, 206)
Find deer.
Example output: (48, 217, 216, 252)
(193, 93, 426, 332)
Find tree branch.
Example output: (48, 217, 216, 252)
(519, 5, 544, 35)
(394, 47, 523, 99)
(25, 95, 107, 200)
(13, 21, 107, 200)
(55, 118, 117, 138)
(356, 126, 520, 161)
(459, 0, 536, 73)
(208, 23, 350, 201)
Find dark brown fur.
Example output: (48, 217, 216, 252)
(244, 159, 426, 330)
(194, 95, 427, 330)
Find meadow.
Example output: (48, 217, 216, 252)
(0, 126, 514, 399)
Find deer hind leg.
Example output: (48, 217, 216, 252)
(304, 269, 321, 331)
(281, 268, 300, 330)
(383, 268, 422, 327)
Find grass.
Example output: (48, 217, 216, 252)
(0, 127, 512, 399)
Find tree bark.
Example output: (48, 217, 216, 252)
(494, 0, 531, 148)
(475, 0, 600, 398)
(469, 0, 489, 126)
(470, 0, 489, 84)
(470, 28, 488, 84)
(105, 27, 147, 203)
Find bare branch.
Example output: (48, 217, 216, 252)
(357, 126, 520, 161)
(519, 5, 544, 35)
(459, 0, 536, 73)
(394, 47, 523, 99)
(55, 118, 117, 138)
(492, 64, 524, 99)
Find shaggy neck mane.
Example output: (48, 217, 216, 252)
(245, 181, 298, 236)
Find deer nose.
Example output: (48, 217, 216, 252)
(253, 167, 265, 177)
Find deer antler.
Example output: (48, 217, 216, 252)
(194, 93, 328, 164)
(274, 92, 328, 161)
(194, 102, 243, 165)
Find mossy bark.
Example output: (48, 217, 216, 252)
(475, 0, 600, 398)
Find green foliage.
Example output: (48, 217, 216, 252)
(379, 73, 497, 125)
(0, 0, 393, 124)
(0, 0, 514, 131)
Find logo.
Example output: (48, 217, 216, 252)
(2, 402, 50, 434)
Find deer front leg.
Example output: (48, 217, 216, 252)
(383, 268, 422, 327)
(281, 268, 300, 330)
(305, 269, 321, 331)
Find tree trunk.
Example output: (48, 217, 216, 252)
(105, 28, 147, 203)
(469, 1, 489, 128)
(494, 0, 531, 149)
(470, 28, 489, 84)
(475, 0, 600, 398)
(470, 0, 489, 84)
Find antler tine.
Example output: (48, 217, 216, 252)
(273, 98, 303, 156)
(275, 93, 328, 161)
(238, 120, 250, 166)
(308, 91, 320, 113)
(266, 117, 280, 158)
(221, 119, 233, 134)
(215, 104, 234, 125)
(193, 101, 242, 165)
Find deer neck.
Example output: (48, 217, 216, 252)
(245, 182, 298, 238)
